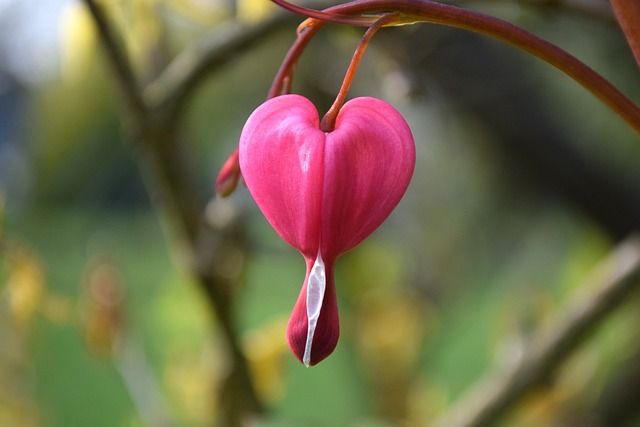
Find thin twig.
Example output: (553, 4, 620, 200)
(435, 235, 640, 427)
(81, 0, 146, 123)
(145, 0, 341, 119)
(320, 12, 399, 131)
(144, 12, 292, 119)
(82, 1, 266, 424)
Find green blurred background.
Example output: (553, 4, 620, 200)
(1, 0, 639, 426)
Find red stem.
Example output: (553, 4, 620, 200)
(271, 0, 380, 26)
(267, 21, 325, 99)
(320, 13, 399, 131)
(271, 0, 640, 134)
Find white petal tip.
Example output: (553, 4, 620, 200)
(303, 251, 326, 368)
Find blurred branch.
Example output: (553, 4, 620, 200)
(435, 235, 640, 427)
(81, 0, 146, 125)
(81, 0, 277, 424)
(400, 25, 640, 240)
(144, 12, 293, 119)
(145, 0, 340, 119)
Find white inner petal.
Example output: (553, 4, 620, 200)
(303, 251, 326, 367)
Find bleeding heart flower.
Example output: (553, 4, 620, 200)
(239, 94, 415, 366)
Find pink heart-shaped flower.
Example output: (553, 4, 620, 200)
(239, 94, 415, 366)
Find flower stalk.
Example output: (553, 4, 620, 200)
(270, 0, 640, 134)
(319, 12, 399, 132)
(220, 0, 639, 198)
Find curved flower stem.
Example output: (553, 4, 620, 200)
(272, 0, 381, 26)
(267, 20, 325, 98)
(320, 13, 399, 132)
(272, 0, 640, 134)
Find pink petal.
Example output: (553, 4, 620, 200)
(321, 97, 415, 262)
(239, 94, 415, 365)
(239, 95, 325, 258)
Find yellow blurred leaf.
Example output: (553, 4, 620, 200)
(355, 289, 433, 373)
(80, 257, 126, 358)
(5, 246, 45, 331)
(0, 399, 39, 427)
(353, 289, 435, 422)
(161, 0, 227, 26)
(164, 343, 218, 426)
(40, 294, 74, 325)
(243, 316, 289, 404)
(60, 1, 98, 83)
(0, 243, 40, 427)
(237, 0, 276, 23)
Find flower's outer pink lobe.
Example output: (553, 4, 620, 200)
(239, 94, 415, 365)
(239, 95, 324, 258)
(320, 98, 415, 262)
